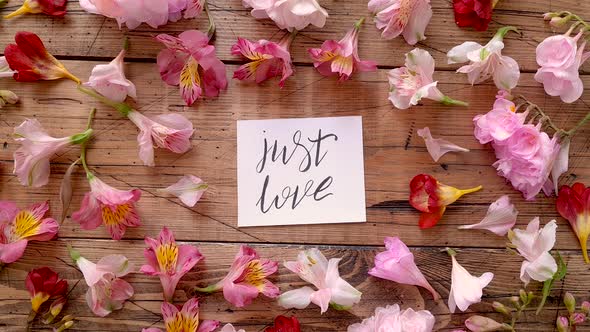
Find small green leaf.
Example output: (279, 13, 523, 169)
(536, 251, 567, 314)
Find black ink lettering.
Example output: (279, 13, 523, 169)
(313, 176, 333, 201)
(308, 129, 338, 167)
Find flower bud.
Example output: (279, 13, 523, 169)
(572, 312, 586, 325)
(543, 12, 558, 20)
(564, 292, 576, 314)
(0, 89, 18, 105)
(510, 296, 521, 307)
(581, 301, 590, 314)
(465, 315, 507, 332)
(493, 301, 511, 316)
(557, 316, 569, 332)
(519, 289, 528, 304)
(550, 15, 573, 28)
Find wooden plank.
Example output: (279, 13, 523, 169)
(0, 0, 588, 72)
(0, 240, 585, 331)
(1, 62, 589, 248)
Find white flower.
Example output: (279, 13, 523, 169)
(243, 0, 328, 31)
(158, 175, 208, 207)
(448, 250, 494, 313)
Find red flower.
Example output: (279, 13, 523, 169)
(4, 31, 80, 83)
(25, 267, 68, 312)
(4, 0, 67, 19)
(409, 174, 482, 229)
(556, 183, 590, 263)
(265, 316, 300, 332)
(452, 0, 493, 31)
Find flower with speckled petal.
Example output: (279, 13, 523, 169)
(368, 0, 432, 45)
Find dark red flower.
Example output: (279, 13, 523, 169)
(4, 0, 67, 19)
(556, 183, 590, 263)
(265, 315, 300, 332)
(4, 31, 80, 83)
(25, 267, 68, 312)
(453, 0, 493, 31)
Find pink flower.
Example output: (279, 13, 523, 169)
(13, 118, 92, 187)
(473, 94, 527, 144)
(140, 227, 203, 301)
(448, 250, 494, 313)
(72, 175, 141, 240)
(417, 127, 469, 162)
(0, 201, 59, 264)
(231, 34, 294, 87)
(458, 195, 518, 236)
(141, 298, 219, 332)
(70, 249, 134, 317)
(347, 304, 435, 332)
(156, 30, 227, 106)
(195, 245, 279, 307)
(221, 324, 245, 332)
(84, 49, 136, 102)
(464, 315, 507, 332)
(127, 110, 194, 167)
(242, 0, 328, 31)
(447, 27, 520, 90)
(369, 237, 440, 300)
(278, 248, 362, 313)
(368, 0, 432, 45)
(388, 48, 467, 109)
(309, 19, 377, 81)
(158, 175, 208, 207)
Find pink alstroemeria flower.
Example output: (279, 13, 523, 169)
(84, 48, 137, 102)
(278, 248, 362, 313)
(369, 237, 440, 300)
(347, 304, 435, 332)
(70, 249, 134, 317)
(368, 0, 432, 45)
(308, 19, 377, 81)
(194, 245, 279, 307)
(242, 0, 328, 31)
(127, 110, 194, 167)
(141, 298, 219, 332)
(159, 175, 208, 207)
(388, 48, 468, 109)
(231, 33, 295, 87)
(0, 201, 58, 264)
(72, 175, 141, 240)
(13, 118, 92, 187)
(459, 195, 518, 236)
(140, 227, 203, 301)
(447, 249, 494, 313)
(417, 127, 469, 162)
(156, 30, 227, 106)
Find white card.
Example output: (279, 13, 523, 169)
(237, 116, 366, 227)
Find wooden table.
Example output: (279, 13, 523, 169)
(1, 0, 590, 330)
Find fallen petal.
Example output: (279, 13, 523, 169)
(417, 127, 469, 162)
(459, 195, 518, 236)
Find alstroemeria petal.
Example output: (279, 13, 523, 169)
(417, 127, 469, 162)
(278, 286, 315, 309)
(447, 41, 482, 64)
(449, 254, 493, 313)
(459, 195, 518, 236)
(59, 159, 79, 223)
(552, 138, 570, 194)
(159, 175, 208, 207)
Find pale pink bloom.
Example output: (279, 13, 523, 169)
(159, 175, 208, 207)
(447, 27, 520, 90)
(197, 245, 279, 307)
(72, 252, 134, 317)
(417, 127, 469, 162)
(473, 94, 527, 144)
(13, 119, 90, 187)
(536, 31, 580, 69)
(220, 324, 245, 332)
(140, 227, 203, 301)
(279, 248, 362, 313)
(127, 110, 194, 167)
(464, 315, 507, 332)
(84, 49, 136, 102)
(231, 35, 294, 87)
(141, 298, 219, 332)
(509, 217, 557, 285)
(368, 0, 432, 45)
(369, 237, 440, 300)
(388, 48, 467, 109)
(458, 195, 518, 236)
(243, 0, 328, 31)
(156, 30, 227, 106)
(549, 138, 570, 194)
(347, 304, 435, 332)
(0, 201, 58, 264)
(72, 175, 141, 240)
(308, 19, 377, 81)
(448, 252, 494, 313)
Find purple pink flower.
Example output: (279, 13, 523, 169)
(347, 304, 435, 332)
(368, 0, 432, 45)
(141, 298, 219, 332)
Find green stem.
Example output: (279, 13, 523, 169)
(122, 36, 130, 51)
(86, 108, 96, 130)
(566, 111, 590, 137)
(440, 95, 469, 107)
(79, 142, 93, 180)
(494, 26, 519, 40)
(192, 284, 220, 293)
(77, 85, 132, 117)
(354, 17, 365, 29)
(204, 1, 215, 40)
(446, 247, 457, 257)
(510, 300, 529, 329)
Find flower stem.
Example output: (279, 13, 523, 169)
(77, 85, 133, 116)
(440, 95, 469, 107)
(517, 95, 566, 136)
(354, 17, 365, 29)
(566, 111, 590, 137)
(122, 36, 130, 51)
(494, 26, 519, 40)
(192, 284, 220, 293)
(459, 185, 483, 195)
(4, 3, 32, 19)
(79, 142, 93, 180)
(445, 247, 457, 257)
(204, 1, 216, 40)
(580, 234, 590, 264)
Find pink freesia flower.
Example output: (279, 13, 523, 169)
(448, 249, 494, 313)
(242, 0, 328, 31)
(13, 118, 92, 187)
(127, 110, 194, 167)
(84, 49, 136, 102)
(509, 217, 557, 285)
(72, 175, 141, 240)
(231, 34, 295, 87)
(141, 298, 219, 332)
(458, 195, 518, 236)
(369, 237, 440, 300)
(347, 304, 435, 332)
(156, 30, 227, 106)
(278, 248, 362, 313)
(473, 94, 527, 144)
(447, 26, 520, 90)
(70, 249, 134, 317)
(388, 48, 468, 109)
(308, 19, 377, 81)
(158, 175, 208, 207)
(0, 201, 58, 264)
(140, 227, 203, 301)
(417, 127, 469, 162)
(195, 245, 279, 307)
(368, 0, 432, 45)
